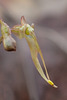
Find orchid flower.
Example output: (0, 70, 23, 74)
(0, 20, 16, 51)
(11, 16, 57, 88)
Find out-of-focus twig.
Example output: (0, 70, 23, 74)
(17, 39, 40, 100)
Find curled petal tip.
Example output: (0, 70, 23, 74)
(31, 23, 34, 28)
(21, 16, 26, 25)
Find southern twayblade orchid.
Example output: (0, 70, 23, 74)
(11, 16, 57, 88)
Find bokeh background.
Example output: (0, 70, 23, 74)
(0, 0, 67, 100)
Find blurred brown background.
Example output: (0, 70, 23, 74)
(0, 0, 67, 100)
